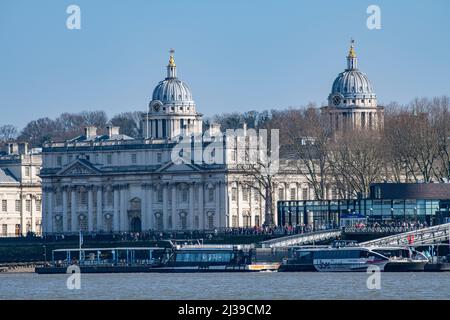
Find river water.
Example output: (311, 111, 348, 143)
(0, 272, 449, 300)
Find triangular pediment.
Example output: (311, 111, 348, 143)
(57, 159, 101, 176)
(156, 161, 202, 173)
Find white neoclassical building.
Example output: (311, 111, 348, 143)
(40, 52, 318, 234)
(0, 143, 42, 237)
(41, 44, 378, 235)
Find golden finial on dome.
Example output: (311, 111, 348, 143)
(348, 38, 356, 58)
(168, 48, 176, 67)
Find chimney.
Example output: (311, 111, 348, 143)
(18, 142, 28, 155)
(84, 126, 97, 139)
(7, 142, 18, 155)
(106, 125, 120, 137)
(209, 123, 221, 136)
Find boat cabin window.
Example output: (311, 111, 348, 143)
(175, 251, 234, 263)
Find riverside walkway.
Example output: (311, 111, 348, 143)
(360, 222, 450, 247)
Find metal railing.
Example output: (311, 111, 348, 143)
(260, 229, 342, 248)
(360, 222, 450, 247)
(344, 226, 427, 234)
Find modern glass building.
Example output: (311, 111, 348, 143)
(277, 183, 450, 227)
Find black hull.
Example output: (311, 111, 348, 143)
(35, 266, 251, 274)
(278, 264, 317, 272)
(424, 263, 450, 272)
(384, 261, 427, 272)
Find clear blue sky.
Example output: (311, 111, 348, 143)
(1, 0, 449, 129)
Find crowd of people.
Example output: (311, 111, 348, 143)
(346, 220, 429, 233)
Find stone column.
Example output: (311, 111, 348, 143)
(113, 187, 120, 232)
(162, 184, 168, 230)
(189, 183, 194, 229)
(20, 194, 27, 236)
(70, 187, 77, 232)
(120, 186, 127, 231)
(224, 183, 230, 228)
(141, 186, 147, 231)
(88, 186, 94, 232)
(96, 186, 103, 232)
(237, 183, 242, 227)
(30, 195, 36, 233)
(215, 182, 220, 229)
(62, 187, 68, 232)
(47, 188, 53, 233)
(148, 186, 154, 230)
(171, 184, 177, 230)
(198, 183, 204, 229)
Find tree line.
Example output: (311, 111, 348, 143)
(0, 111, 144, 148)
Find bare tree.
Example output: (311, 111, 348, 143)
(0, 125, 18, 142)
(328, 130, 384, 198)
(110, 111, 143, 138)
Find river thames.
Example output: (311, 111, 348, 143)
(0, 272, 449, 300)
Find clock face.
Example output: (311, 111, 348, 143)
(153, 104, 160, 112)
(332, 95, 342, 106)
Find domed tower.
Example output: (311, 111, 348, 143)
(142, 49, 203, 140)
(322, 40, 384, 132)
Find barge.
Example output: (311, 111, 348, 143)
(35, 244, 279, 274)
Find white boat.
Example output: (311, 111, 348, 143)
(291, 241, 428, 272)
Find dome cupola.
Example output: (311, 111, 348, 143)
(328, 40, 377, 109)
(142, 49, 203, 140)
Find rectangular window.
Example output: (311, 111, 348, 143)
(36, 167, 40, 175)
(26, 200, 31, 212)
(278, 188, 284, 200)
(242, 188, 248, 202)
(182, 190, 188, 202)
(1, 200, 7, 212)
(254, 191, 259, 202)
(157, 190, 163, 203)
(25, 167, 30, 177)
(15, 200, 20, 212)
(290, 188, 296, 200)
(106, 154, 112, 165)
(302, 188, 308, 200)
(208, 189, 214, 202)
(80, 192, 87, 206)
(231, 188, 237, 201)
(1, 224, 7, 236)
(56, 156, 62, 167)
(36, 199, 41, 212)
(156, 153, 162, 163)
(131, 153, 137, 164)
(232, 215, 238, 228)
(56, 193, 62, 206)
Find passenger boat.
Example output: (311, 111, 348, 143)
(35, 244, 276, 274)
(371, 247, 429, 272)
(279, 241, 428, 272)
(280, 241, 390, 272)
(35, 247, 168, 274)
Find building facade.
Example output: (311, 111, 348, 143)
(277, 183, 450, 227)
(41, 43, 382, 235)
(0, 143, 42, 237)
